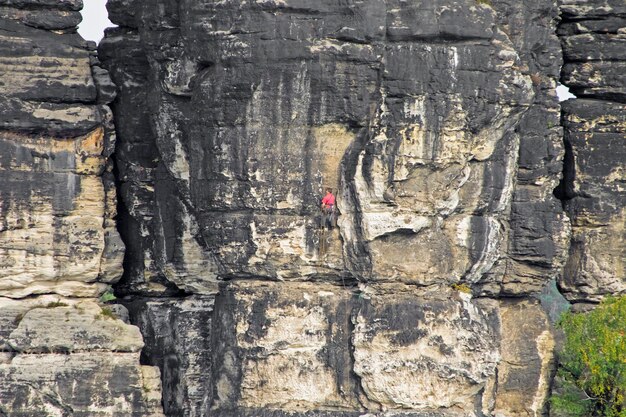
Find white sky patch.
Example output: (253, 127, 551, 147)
(556, 84, 576, 102)
(78, 0, 115, 43)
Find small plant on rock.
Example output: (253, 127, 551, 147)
(98, 307, 116, 320)
(452, 283, 472, 294)
(44, 301, 68, 308)
(551, 296, 626, 417)
(99, 290, 117, 303)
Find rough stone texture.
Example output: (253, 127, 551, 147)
(204, 282, 556, 417)
(0, 298, 164, 416)
(486, 0, 570, 296)
(0, 5, 165, 417)
(0, 0, 610, 413)
(557, 0, 626, 305)
(0, 353, 164, 417)
(212, 281, 358, 413)
(352, 286, 500, 413)
(490, 300, 555, 417)
(98, 0, 570, 416)
(0, 14, 124, 299)
(0, 0, 82, 31)
(10, 0, 626, 415)
(125, 296, 215, 417)
(558, 100, 625, 303)
(100, 0, 568, 291)
(559, 0, 626, 102)
(8, 300, 144, 353)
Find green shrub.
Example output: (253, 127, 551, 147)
(99, 290, 117, 303)
(551, 296, 626, 417)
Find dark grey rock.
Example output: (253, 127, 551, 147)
(557, 0, 626, 305)
(0, 7, 82, 30)
(558, 99, 626, 303)
(101, 0, 569, 297)
(125, 296, 215, 417)
(92, 65, 118, 104)
(106, 0, 137, 28)
(97, 1, 576, 415)
(562, 61, 626, 102)
(0, 0, 82, 10)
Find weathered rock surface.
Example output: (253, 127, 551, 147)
(8, 300, 144, 353)
(557, 0, 626, 305)
(125, 296, 215, 417)
(0, 0, 82, 31)
(0, 297, 164, 416)
(100, 0, 568, 292)
(491, 300, 555, 417)
(0, 4, 165, 416)
(212, 281, 358, 413)
(352, 286, 500, 413)
(205, 282, 555, 416)
(0, 13, 123, 298)
(98, 0, 570, 416)
(0, 352, 163, 416)
(6, 0, 625, 415)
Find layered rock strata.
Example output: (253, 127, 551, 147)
(0, 297, 164, 416)
(100, 0, 570, 416)
(557, 0, 626, 306)
(0, 2, 164, 415)
(102, 0, 568, 297)
(0, 8, 123, 299)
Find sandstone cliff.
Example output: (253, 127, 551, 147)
(0, 0, 623, 416)
(0, 1, 163, 415)
(556, 0, 626, 308)
(100, 0, 570, 415)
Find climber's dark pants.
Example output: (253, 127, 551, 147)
(321, 206, 336, 230)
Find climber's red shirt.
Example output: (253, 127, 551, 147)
(322, 193, 335, 206)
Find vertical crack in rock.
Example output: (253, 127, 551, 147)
(125, 295, 215, 416)
(91, 0, 608, 416)
(556, 0, 626, 306)
(348, 287, 381, 411)
(553, 135, 576, 203)
(0, 2, 164, 415)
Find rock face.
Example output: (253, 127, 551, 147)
(98, 0, 571, 415)
(1, 0, 623, 415)
(125, 296, 215, 416)
(557, 0, 626, 306)
(101, 0, 568, 297)
(0, 2, 165, 416)
(0, 11, 123, 299)
(0, 297, 164, 416)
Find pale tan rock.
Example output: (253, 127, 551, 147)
(0, 19, 122, 299)
(352, 286, 500, 412)
(338, 37, 535, 284)
(491, 300, 555, 417)
(0, 352, 165, 416)
(8, 301, 144, 353)
(213, 281, 359, 411)
(0, 295, 80, 350)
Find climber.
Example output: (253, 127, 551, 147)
(320, 188, 337, 230)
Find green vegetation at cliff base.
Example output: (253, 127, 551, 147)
(551, 296, 626, 417)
